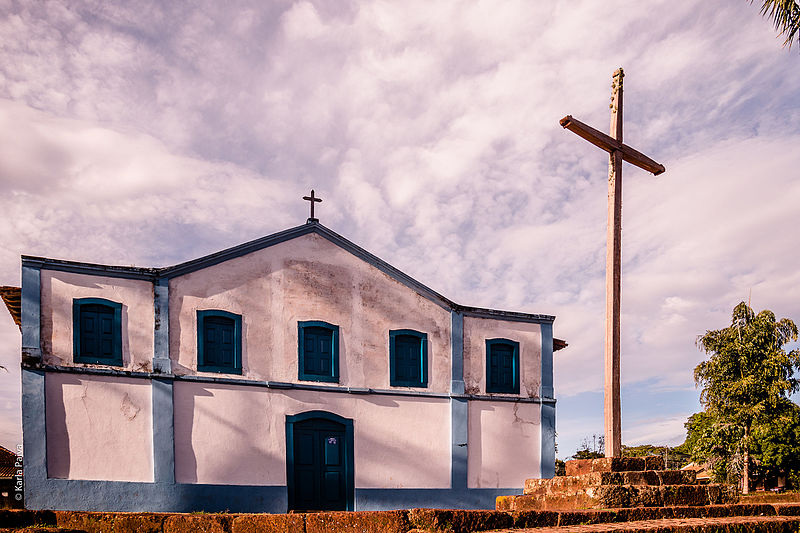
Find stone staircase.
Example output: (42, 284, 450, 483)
(497, 457, 738, 512)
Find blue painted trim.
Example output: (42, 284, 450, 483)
(485, 339, 520, 394)
(72, 298, 123, 366)
(285, 410, 354, 512)
(298, 320, 339, 383)
(451, 311, 464, 395)
(22, 223, 556, 325)
(23, 479, 288, 513)
(196, 310, 242, 375)
(21, 369, 47, 485)
(153, 279, 171, 374)
(450, 398, 468, 491)
(21, 477, 518, 513)
(152, 378, 175, 484)
(540, 402, 556, 479)
(389, 329, 428, 388)
(21, 266, 41, 361)
(355, 487, 522, 511)
(29, 364, 557, 404)
(540, 322, 554, 399)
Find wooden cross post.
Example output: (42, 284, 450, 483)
(559, 69, 665, 458)
(303, 189, 323, 223)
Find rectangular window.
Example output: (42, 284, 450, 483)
(390, 329, 428, 388)
(298, 321, 339, 383)
(198, 310, 242, 374)
(73, 298, 122, 366)
(486, 339, 520, 394)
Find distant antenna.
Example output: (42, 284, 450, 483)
(748, 288, 752, 308)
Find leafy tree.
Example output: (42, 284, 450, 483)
(750, 401, 800, 488)
(694, 302, 800, 492)
(750, 0, 800, 49)
(571, 434, 605, 460)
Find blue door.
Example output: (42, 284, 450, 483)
(287, 412, 354, 511)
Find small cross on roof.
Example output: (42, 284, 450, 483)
(303, 189, 322, 223)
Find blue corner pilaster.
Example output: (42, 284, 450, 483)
(21, 265, 41, 361)
(22, 369, 46, 498)
(450, 311, 464, 395)
(152, 378, 175, 483)
(540, 322, 554, 399)
(153, 278, 171, 374)
(451, 398, 468, 490)
(450, 310, 468, 490)
(540, 402, 556, 479)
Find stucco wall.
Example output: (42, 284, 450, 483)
(39, 270, 154, 371)
(463, 317, 542, 397)
(169, 233, 452, 392)
(45, 374, 154, 482)
(173, 382, 450, 488)
(467, 400, 540, 488)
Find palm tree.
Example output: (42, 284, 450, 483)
(752, 0, 800, 48)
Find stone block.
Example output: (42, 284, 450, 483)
(774, 504, 800, 516)
(629, 486, 663, 507)
(305, 510, 411, 533)
(643, 456, 665, 470)
(113, 513, 167, 533)
(594, 485, 635, 508)
(565, 458, 651, 476)
(622, 471, 660, 486)
(659, 485, 709, 507)
(0, 510, 57, 528)
(407, 509, 513, 533)
(614, 506, 672, 521)
(511, 510, 560, 528)
(232, 514, 306, 533)
(657, 470, 696, 485)
(707, 484, 739, 505)
(557, 509, 620, 526)
(55, 511, 117, 532)
(163, 514, 235, 533)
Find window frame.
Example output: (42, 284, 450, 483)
(197, 309, 242, 375)
(485, 338, 520, 394)
(298, 320, 340, 383)
(73, 297, 123, 366)
(389, 329, 428, 388)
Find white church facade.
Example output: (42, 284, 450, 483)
(14, 220, 563, 512)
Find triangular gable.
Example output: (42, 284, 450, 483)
(21, 221, 556, 325)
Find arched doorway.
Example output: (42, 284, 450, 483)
(286, 411, 354, 511)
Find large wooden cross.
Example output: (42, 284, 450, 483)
(559, 69, 665, 458)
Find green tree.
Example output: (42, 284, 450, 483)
(694, 302, 800, 493)
(751, 0, 800, 48)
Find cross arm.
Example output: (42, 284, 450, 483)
(559, 115, 665, 176)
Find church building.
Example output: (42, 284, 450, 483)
(8, 215, 564, 512)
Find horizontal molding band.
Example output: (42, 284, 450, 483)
(25, 363, 556, 405)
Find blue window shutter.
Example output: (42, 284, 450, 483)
(73, 298, 122, 366)
(389, 330, 428, 388)
(298, 321, 339, 383)
(486, 339, 519, 394)
(197, 310, 242, 374)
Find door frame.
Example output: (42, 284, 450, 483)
(286, 410, 355, 511)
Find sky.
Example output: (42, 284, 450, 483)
(0, 0, 799, 461)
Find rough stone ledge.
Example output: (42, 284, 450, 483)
(1, 503, 799, 533)
(524, 470, 696, 495)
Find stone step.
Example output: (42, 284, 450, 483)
(487, 515, 800, 533)
(565, 457, 665, 476)
(497, 483, 738, 512)
(524, 470, 697, 495)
